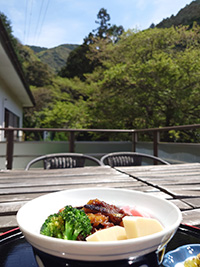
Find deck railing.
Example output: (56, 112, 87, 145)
(1, 123, 200, 169)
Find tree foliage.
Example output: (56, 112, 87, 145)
(24, 24, 200, 142)
(58, 44, 94, 81)
(26, 61, 53, 87)
(93, 8, 124, 40)
(0, 13, 54, 88)
(156, 0, 200, 29)
(83, 25, 200, 141)
(0, 12, 18, 51)
(59, 8, 124, 81)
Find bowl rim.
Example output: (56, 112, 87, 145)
(16, 187, 182, 261)
(17, 187, 182, 246)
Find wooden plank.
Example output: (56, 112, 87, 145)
(129, 179, 200, 192)
(0, 186, 153, 206)
(119, 170, 200, 179)
(0, 175, 136, 188)
(0, 181, 151, 195)
(157, 185, 200, 198)
(141, 191, 173, 199)
(115, 164, 200, 184)
(169, 199, 193, 211)
(0, 166, 118, 178)
(115, 164, 200, 199)
(0, 183, 154, 203)
(115, 163, 200, 173)
(182, 198, 200, 209)
(116, 171, 200, 184)
(182, 208, 200, 227)
(0, 201, 27, 215)
(0, 193, 46, 203)
(0, 215, 17, 233)
(125, 173, 200, 182)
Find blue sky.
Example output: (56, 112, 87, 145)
(1, 0, 192, 48)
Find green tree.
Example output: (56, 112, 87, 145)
(84, 26, 200, 141)
(23, 75, 91, 140)
(93, 8, 124, 42)
(26, 61, 53, 87)
(37, 100, 87, 129)
(59, 8, 124, 81)
(58, 44, 94, 81)
(93, 8, 111, 38)
(0, 12, 18, 51)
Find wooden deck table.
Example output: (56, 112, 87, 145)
(0, 163, 200, 234)
(115, 163, 200, 227)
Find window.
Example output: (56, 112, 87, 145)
(5, 108, 20, 128)
(4, 108, 20, 138)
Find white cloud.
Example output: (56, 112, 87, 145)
(28, 24, 69, 47)
(27, 17, 89, 47)
(136, 0, 148, 10)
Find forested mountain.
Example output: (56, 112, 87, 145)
(156, 0, 200, 28)
(28, 44, 78, 73)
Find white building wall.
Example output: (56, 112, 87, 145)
(0, 79, 23, 141)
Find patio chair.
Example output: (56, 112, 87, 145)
(100, 152, 170, 167)
(25, 153, 102, 170)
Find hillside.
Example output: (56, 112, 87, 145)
(156, 0, 200, 28)
(28, 44, 79, 73)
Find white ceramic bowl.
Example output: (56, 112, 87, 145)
(16, 188, 182, 262)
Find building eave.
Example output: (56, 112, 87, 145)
(0, 18, 35, 107)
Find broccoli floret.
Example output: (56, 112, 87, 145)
(61, 205, 92, 240)
(40, 206, 92, 241)
(40, 213, 64, 239)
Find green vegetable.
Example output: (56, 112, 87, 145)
(40, 213, 64, 239)
(40, 205, 92, 241)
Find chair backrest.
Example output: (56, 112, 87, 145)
(25, 153, 102, 170)
(100, 152, 170, 167)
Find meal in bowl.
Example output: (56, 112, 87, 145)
(40, 198, 164, 242)
(17, 188, 182, 262)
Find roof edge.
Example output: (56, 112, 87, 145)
(0, 17, 35, 106)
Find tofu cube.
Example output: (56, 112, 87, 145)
(86, 226, 127, 242)
(122, 216, 164, 239)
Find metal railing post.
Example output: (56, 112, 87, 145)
(153, 131, 160, 158)
(132, 132, 137, 152)
(6, 129, 14, 170)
